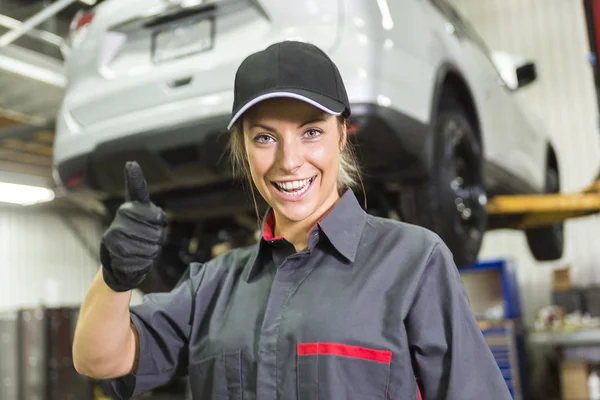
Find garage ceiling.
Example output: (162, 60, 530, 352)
(0, 0, 100, 197)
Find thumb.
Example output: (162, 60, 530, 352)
(124, 161, 150, 203)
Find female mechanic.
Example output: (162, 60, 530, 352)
(72, 41, 512, 400)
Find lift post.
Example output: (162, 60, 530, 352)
(486, 176, 600, 230)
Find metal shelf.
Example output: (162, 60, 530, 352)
(530, 329, 600, 347)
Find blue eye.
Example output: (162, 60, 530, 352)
(304, 129, 322, 139)
(254, 134, 275, 144)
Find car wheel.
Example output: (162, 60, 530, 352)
(525, 163, 564, 261)
(400, 96, 487, 267)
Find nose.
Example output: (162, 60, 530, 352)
(277, 136, 304, 173)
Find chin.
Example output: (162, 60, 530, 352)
(275, 202, 318, 223)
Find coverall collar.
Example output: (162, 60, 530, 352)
(246, 189, 367, 281)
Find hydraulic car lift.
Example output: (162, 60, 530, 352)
(485, 0, 600, 230)
(486, 172, 600, 230)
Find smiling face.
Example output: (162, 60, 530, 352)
(242, 98, 345, 229)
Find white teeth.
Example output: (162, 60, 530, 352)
(275, 177, 314, 195)
(276, 178, 311, 191)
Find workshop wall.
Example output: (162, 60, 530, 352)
(0, 206, 144, 311)
(450, 0, 600, 324)
(0, 206, 102, 311)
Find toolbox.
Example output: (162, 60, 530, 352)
(460, 259, 527, 400)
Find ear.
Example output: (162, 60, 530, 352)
(338, 119, 347, 152)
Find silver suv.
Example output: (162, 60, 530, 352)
(54, 0, 563, 290)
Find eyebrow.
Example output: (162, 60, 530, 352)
(249, 123, 276, 132)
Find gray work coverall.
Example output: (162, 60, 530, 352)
(107, 189, 512, 400)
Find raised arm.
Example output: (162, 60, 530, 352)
(72, 161, 167, 379)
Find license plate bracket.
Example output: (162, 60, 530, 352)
(151, 17, 215, 63)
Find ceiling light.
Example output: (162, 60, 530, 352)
(0, 181, 55, 206)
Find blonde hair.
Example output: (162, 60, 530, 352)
(227, 116, 366, 218)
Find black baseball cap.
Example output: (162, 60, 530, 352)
(227, 40, 351, 130)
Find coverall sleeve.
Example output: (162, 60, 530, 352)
(406, 241, 512, 400)
(106, 263, 205, 399)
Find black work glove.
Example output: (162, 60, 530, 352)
(100, 161, 167, 292)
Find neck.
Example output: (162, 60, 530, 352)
(274, 191, 341, 252)
(275, 217, 313, 252)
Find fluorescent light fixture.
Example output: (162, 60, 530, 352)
(0, 181, 55, 205)
(182, 0, 204, 7)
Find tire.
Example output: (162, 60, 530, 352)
(525, 163, 564, 261)
(400, 96, 487, 267)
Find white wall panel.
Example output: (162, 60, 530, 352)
(0, 206, 144, 311)
(449, 0, 600, 324)
(0, 206, 103, 311)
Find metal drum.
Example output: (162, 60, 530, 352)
(19, 308, 47, 400)
(46, 307, 92, 400)
(0, 311, 19, 400)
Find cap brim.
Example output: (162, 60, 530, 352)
(227, 88, 346, 130)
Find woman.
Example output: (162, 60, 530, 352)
(72, 41, 511, 400)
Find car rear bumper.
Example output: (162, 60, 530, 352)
(55, 102, 432, 207)
(55, 112, 232, 198)
(54, 87, 235, 163)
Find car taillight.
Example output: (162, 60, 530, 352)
(70, 9, 95, 35)
(66, 9, 95, 48)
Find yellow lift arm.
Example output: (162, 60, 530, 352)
(486, 176, 600, 230)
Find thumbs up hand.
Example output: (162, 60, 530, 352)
(100, 161, 167, 292)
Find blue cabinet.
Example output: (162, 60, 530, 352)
(460, 259, 527, 400)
